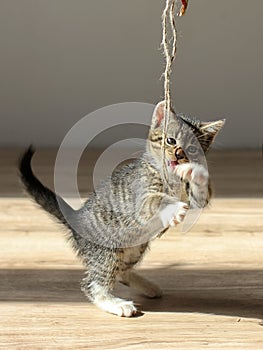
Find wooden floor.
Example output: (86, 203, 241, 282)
(0, 149, 263, 349)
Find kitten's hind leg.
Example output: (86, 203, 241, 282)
(119, 270, 163, 299)
(81, 277, 137, 317)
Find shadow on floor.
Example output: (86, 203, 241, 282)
(1, 267, 262, 322)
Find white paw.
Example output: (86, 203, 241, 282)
(175, 163, 209, 186)
(96, 298, 137, 317)
(112, 300, 137, 317)
(159, 202, 189, 228)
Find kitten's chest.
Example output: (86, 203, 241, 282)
(166, 180, 189, 204)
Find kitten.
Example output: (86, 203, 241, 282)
(19, 101, 225, 317)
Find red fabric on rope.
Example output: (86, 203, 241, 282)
(178, 0, 189, 16)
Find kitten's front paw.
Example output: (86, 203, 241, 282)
(160, 202, 189, 228)
(175, 163, 209, 186)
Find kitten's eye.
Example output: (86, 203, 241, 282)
(166, 138, 177, 146)
(187, 145, 198, 154)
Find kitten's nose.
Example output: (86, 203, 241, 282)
(175, 148, 185, 160)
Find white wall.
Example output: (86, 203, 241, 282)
(0, 0, 262, 149)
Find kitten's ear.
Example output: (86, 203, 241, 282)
(151, 101, 166, 129)
(200, 119, 226, 136)
(151, 101, 175, 129)
(200, 119, 226, 148)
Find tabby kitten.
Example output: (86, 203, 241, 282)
(19, 101, 224, 317)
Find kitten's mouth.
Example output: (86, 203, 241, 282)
(167, 160, 179, 169)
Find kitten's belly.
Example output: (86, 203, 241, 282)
(119, 243, 148, 271)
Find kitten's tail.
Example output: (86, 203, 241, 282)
(19, 146, 74, 230)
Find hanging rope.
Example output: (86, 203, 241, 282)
(161, 0, 176, 131)
(161, 0, 189, 187)
(161, 0, 189, 130)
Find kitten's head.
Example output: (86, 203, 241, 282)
(147, 101, 225, 171)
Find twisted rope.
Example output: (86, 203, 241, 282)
(161, 0, 189, 187)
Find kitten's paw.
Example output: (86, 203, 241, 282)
(143, 283, 163, 299)
(120, 271, 163, 299)
(160, 202, 189, 228)
(96, 298, 137, 317)
(112, 300, 138, 317)
(175, 163, 209, 186)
